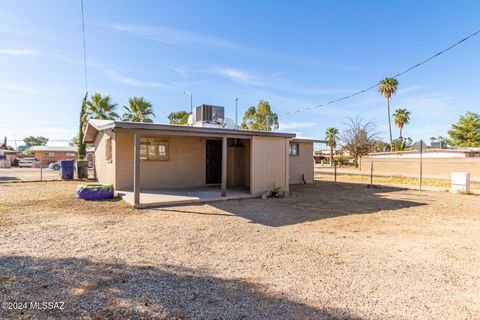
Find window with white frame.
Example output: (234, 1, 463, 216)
(66, 153, 76, 157)
(289, 143, 299, 156)
(45, 152, 55, 157)
(140, 138, 169, 161)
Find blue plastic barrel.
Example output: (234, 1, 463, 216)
(60, 160, 75, 179)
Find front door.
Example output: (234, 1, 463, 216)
(206, 140, 222, 184)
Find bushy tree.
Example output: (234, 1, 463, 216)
(78, 93, 88, 158)
(122, 97, 155, 123)
(23, 136, 49, 147)
(325, 127, 338, 166)
(83, 93, 119, 125)
(168, 111, 190, 125)
(240, 100, 279, 131)
(378, 77, 398, 149)
(339, 117, 378, 167)
(392, 137, 413, 151)
(447, 112, 480, 147)
(393, 108, 411, 139)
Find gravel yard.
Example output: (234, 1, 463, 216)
(0, 181, 479, 319)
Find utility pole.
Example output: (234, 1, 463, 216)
(419, 139, 423, 191)
(13, 133, 17, 149)
(184, 91, 193, 124)
(235, 97, 239, 129)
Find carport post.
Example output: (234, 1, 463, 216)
(221, 136, 227, 196)
(134, 132, 141, 206)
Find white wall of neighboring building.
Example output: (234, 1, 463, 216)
(368, 151, 478, 159)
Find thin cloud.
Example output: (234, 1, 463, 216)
(0, 48, 38, 56)
(101, 23, 237, 49)
(0, 83, 58, 95)
(279, 122, 316, 130)
(104, 69, 177, 91)
(99, 22, 344, 68)
(0, 47, 80, 64)
(213, 67, 265, 86)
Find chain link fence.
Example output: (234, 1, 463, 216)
(315, 155, 480, 194)
(0, 156, 94, 183)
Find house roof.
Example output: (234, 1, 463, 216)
(291, 138, 327, 144)
(83, 119, 297, 143)
(30, 146, 94, 152)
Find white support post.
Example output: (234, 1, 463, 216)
(134, 132, 141, 206)
(221, 136, 227, 197)
(285, 138, 289, 191)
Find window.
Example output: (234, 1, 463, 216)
(140, 138, 169, 161)
(66, 153, 76, 157)
(289, 143, 299, 156)
(105, 137, 112, 162)
(45, 152, 55, 157)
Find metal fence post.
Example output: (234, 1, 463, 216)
(370, 161, 373, 186)
(334, 160, 337, 183)
(40, 152, 43, 181)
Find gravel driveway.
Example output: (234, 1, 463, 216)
(0, 181, 479, 319)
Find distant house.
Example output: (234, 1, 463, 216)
(30, 146, 94, 165)
(83, 105, 321, 207)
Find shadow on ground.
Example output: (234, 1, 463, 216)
(0, 255, 364, 319)
(204, 181, 427, 227)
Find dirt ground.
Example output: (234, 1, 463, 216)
(0, 181, 479, 319)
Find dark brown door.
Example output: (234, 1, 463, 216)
(206, 140, 222, 184)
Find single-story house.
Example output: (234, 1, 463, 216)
(0, 150, 21, 168)
(30, 146, 94, 165)
(84, 116, 320, 207)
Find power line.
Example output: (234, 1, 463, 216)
(282, 27, 480, 117)
(80, 0, 88, 93)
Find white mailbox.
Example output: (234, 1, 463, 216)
(451, 172, 470, 193)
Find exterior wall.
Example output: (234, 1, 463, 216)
(94, 131, 116, 186)
(115, 132, 207, 190)
(34, 151, 78, 165)
(289, 142, 314, 184)
(360, 157, 480, 181)
(250, 136, 289, 195)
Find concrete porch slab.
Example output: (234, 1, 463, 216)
(118, 186, 257, 208)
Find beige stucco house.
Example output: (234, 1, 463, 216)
(84, 118, 320, 207)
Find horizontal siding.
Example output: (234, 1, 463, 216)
(289, 142, 314, 184)
(115, 132, 207, 190)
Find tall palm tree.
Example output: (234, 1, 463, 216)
(83, 93, 119, 127)
(393, 108, 411, 139)
(122, 97, 155, 123)
(378, 77, 398, 150)
(325, 127, 339, 166)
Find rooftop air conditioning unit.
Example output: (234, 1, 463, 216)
(195, 104, 225, 125)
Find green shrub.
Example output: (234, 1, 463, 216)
(334, 155, 354, 166)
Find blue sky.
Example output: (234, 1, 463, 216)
(1, 1, 479, 148)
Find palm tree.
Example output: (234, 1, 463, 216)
(122, 97, 155, 123)
(378, 77, 398, 150)
(83, 93, 119, 127)
(393, 108, 411, 139)
(325, 127, 339, 166)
